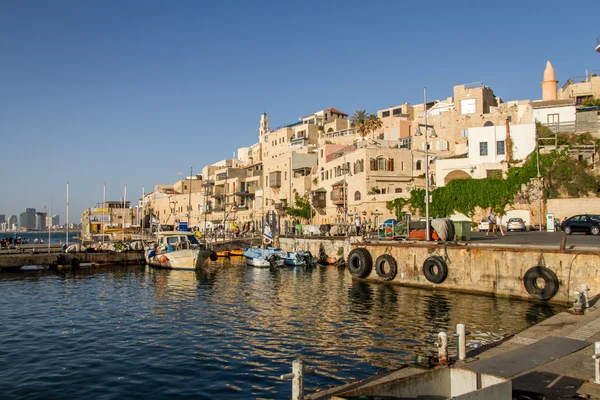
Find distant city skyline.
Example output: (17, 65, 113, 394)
(1, 0, 599, 221)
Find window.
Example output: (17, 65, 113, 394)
(416, 160, 422, 170)
(547, 114, 559, 124)
(320, 168, 324, 181)
(496, 140, 505, 155)
(354, 191, 361, 201)
(460, 129, 468, 138)
(392, 107, 402, 115)
(382, 111, 390, 118)
(507, 116, 512, 122)
(376, 157, 387, 171)
(436, 140, 448, 151)
(483, 121, 494, 127)
(480, 142, 488, 156)
(395, 188, 403, 193)
(399, 137, 412, 149)
(284, 171, 287, 180)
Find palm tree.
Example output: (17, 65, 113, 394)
(351, 109, 370, 139)
(367, 114, 383, 139)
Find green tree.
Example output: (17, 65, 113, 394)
(386, 198, 409, 220)
(351, 109, 370, 139)
(367, 114, 383, 139)
(583, 97, 600, 107)
(285, 193, 312, 221)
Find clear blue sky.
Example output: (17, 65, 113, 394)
(1, 0, 599, 222)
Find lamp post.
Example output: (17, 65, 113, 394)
(414, 87, 437, 241)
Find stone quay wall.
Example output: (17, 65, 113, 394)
(279, 237, 599, 304)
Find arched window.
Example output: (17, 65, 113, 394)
(416, 160, 422, 170)
(354, 191, 361, 201)
(320, 168, 324, 181)
(376, 157, 387, 171)
(327, 128, 334, 133)
(483, 121, 494, 127)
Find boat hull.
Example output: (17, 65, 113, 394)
(146, 248, 214, 270)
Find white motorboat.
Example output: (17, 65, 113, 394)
(243, 247, 286, 268)
(145, 231, 216, 270)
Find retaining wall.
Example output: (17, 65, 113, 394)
(279, 237, 599, 304)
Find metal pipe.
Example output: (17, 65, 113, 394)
(425, 87, 431, 241)
(457, 324, 466, 360)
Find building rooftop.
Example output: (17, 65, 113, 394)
(530, 99, 575, 109)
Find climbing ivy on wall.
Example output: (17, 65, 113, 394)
(401, 149, 599, 218)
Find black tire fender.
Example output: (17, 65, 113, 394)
(375, 254, 397, 281)
(347, 248, 373, 278)
(423, 256, 448, 284)
(523, 266, 559, 301)
(71, 258, 80, 269)
(268, 254, 278, 268)
(209, 252, 218, 262)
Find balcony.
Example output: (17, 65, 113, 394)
(274, 202, 286, 211)
(312, 189, 327, 209)
(235, 204, 249, 210)
(269, 171, 281, 188)
(330, 185, 346, 206)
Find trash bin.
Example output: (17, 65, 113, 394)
(453, 221, 472, 241)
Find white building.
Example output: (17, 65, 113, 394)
(435, 123, 536, 187)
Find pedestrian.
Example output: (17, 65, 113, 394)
(355, 217, 361, 236)
(367, 219, 372, 232)
(486, 210, 496, 237)
(496, 212, 505, 236)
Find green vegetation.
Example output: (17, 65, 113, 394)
(390, 149, 600, 218)
(350, 110, 383, 139)
(583, 98, 600, 107)
(285, 193, 312, 221)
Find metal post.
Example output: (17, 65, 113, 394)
(424, 87, 431, 241)
(457, 324, 466, 360)
(580, 283, 590, 308)
(280, 358, 304, 400)
(537, 146, 542, 231)
(594, 342, 600, 384)
(438, 331, 448, 364)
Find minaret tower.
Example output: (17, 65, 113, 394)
(541, 61, 558, 101)
(259, 113, 269, 139)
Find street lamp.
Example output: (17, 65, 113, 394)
(414, 87, 437, 241)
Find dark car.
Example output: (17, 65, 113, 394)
(560, 214, 600, 235)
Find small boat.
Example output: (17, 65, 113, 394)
(283, 251, 318, 267)
(145, 231, 216, 270)
(229, 249, 244, 256)
(216, 250, 231, 257)
(243, 247, 287, 268)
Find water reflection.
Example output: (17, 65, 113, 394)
(0, 259, 566, 399)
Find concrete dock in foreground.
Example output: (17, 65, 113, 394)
(307, 297, 600, 399)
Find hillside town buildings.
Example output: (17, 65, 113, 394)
(76, 61, 600, 235)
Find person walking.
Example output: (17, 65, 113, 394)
(486, 210, 496, 237)
(496, 212, 505, 236)
(355, 217, 361, 236)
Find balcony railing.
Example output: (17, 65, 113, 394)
(330, 189, 346, 206)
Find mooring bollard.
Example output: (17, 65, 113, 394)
(438, 332, 448, 364)
(579, 283, 590, 308)
(594, 342, 600, 384)
(280, 358, 304, 400)
(573, 292, 585, 315)
(457, 324, 466, 360)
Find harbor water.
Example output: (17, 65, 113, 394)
(0, 231, 80, 245)
(0, 258, 565, 399)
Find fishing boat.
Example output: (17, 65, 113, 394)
(243, 247, 287, 268)
(283, 251, 317, 267)
(145, 231, 217, 270)
(229, 249, 244, 256)
(216, 250, 231, 257)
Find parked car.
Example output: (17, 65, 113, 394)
(507, 218, 525, 232)
(560, 214, 600, 235)
(478, 218, 490, 232)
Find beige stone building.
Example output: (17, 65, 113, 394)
(558, 70, 600, 105)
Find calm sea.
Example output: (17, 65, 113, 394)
(0, 259, 563, 399)
(0, 231, 79, 245)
